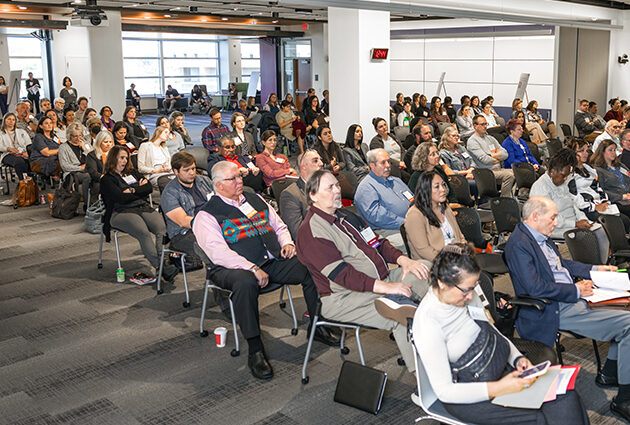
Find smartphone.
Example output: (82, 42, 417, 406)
(518, 360, 551, 379)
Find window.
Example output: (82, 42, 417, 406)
(7, 35, 46, 99)
(241, 40, 260, 89)
(122, 34, 220, 96)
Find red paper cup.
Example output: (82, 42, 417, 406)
(214, 327, 227, 348)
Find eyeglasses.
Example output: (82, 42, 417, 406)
(612, 126, 622, 129)
(475, 122, 488, 126)
(454, 282, 478, 296)
(449, 134, 460, 138)
(220, 175, 242, 183)
(222, 145, 236, 150)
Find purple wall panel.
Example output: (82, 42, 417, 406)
(260, 38, 277, 105)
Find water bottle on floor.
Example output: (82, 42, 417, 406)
(116, 268, 125, 283)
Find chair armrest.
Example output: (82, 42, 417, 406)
(517, 294, 551, 304)
(509, 298, 545, 312)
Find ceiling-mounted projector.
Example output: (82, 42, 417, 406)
(71, 0, 108, 27)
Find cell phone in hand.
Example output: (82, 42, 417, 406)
(518, 360, 551, 379)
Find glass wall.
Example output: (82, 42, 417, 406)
(7, 33, 46, 99)
(122, 33, 220, 96)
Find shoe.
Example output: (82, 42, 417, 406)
(596, 371, 619, 388)
(248, 351, 273, 380)
(213, 289, 232, 322)
(611, 397, 630, 422)
(309, 326, 341, 347)
(374, 294, 418, 326)
(161, 264, 179, 282)
(130, 272, 156, 286)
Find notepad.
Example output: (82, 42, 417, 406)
(590, 270, 630, 291)
(583, 288, 630, 303)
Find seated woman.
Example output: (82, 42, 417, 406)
(155, 115, 184, 156)
(231, 112, 256, 156)
(86, 130, 113, 197)
(405, 170, 466, 262)
(501, 119, 543, 174)
(413, 243, 588, 425)
(369, 116, 409, 181)
(0, 112, 31, 181)
(438, 126, 478, 199)
(100, 106, 115, 131)
(30, 116, 61, 177)
(343, 124, 370, 182)
(455, 104, 475, 140)
(262, 92, 280, 115)
(470, 95, 483, 116)
(444, 96, 457, 123)
(430, 96, 450, 132)
(255, 129, 297, 187)
(513, 110, 532, 143)
(397, 101, 415, 127)
(62, 108, 75, 128)
(591, 138, 630, 211)
(408, 142, 456, 205)
(169, 111, 191, 147)
(100, 145, 178, 283)
(46, 108, 66, 144)
(207, 135, 264, 193)
(314, 126, 345, 173)
(526, 100, 557, 139)
(113, 121, 136, 153)
(567, 138, 630, 233)
(304, 95, 321, 139)
(58, 123, 92, 211)
(123, 105, 149, 147)
(480, 100, 498, 127)
(137, 126, 175, 192)
(81, 108, 98, 142)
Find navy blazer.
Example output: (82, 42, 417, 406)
(504, 222, 592, 347)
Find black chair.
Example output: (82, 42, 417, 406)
(183, 147, 210, 175)
(336, 170, 358, 201)
(490, 197, 521, 249)
(563, 228, 603, 265)
(400, 223, 411, 257)
(598, 215, 630, 265)
(546, 138, 563, 158)
(487, 126, 508, 146)
(448, 174, 475, 207)
(472, 168, 500, 200)
(511, 162, 537, 201)
(271, 177, 297, 204)
(560, 123, 572, 140)
(526, 142, 543, 164)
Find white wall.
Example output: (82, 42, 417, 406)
(309, 23, 328, 97)
(227, 37, 242, 83)
(51, 24, 91, 101)
(608, 10, 630, 100)
(390, 34, 555, 109)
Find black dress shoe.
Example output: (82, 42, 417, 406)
(611, 397, 630, 422)
(596, 371, 619, 388)
(248, 351, 273, 380)
(310, 326, 341, 347)
(161, 264, 179, 282)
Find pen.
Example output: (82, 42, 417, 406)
(617, 269, 627, 272)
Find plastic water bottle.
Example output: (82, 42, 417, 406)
(283, 144, 289, 157)
(116, 268, 125, 283)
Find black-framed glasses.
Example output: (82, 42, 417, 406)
(612, 126, 622, 129)
(221, 175, 242, 183)
(454, 282, 478, 296)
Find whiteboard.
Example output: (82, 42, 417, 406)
(7, 70, 22, 109)
(247, 71, 260, 98)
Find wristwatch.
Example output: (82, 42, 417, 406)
(250, 265, 260, 273)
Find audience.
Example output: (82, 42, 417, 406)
(263, 93, 280, 114)
(467, 115, 515, 197)
(455, 104, 474, 139)
(480, 100, 498, 127)
(526, 100, 556, 139)
(619, 129, 630, 169)
(369, 117, 406, 172)
(470, 95, 482, 115)
(501, 118, 542, 172)
(313, 126, 345, 173)
(343, 124, 370, 182)
(100, 106, 115, 131)
(304, 95, 321, 138)
(193, 161, 336, 381)
(605, 98, 623, 122)
(30, 116, 61, 177)
(34, 98, 51, 122)
(26, 72, 41, 114)
(62, 108, 75, 129)
(230, 112, 256, 156)
(297, 169, 429, 375)
(438, 127, 478, 198)
(444, 96, 456, 123)
(591, 139, 630, 210)
(276, 100, 303, 154)
(574, 99, 604, 141)
(414, 243, 589, 424)
(397, 101, 415, 127)
(164, 84, 181, 114)
(137, 126, 175, 192)
(190, 84, 209, 113)
(403, 124, 433, 170)
(59, 122, 92, 211)
(408, 142, 455, 203)
(123, 106, 149, 147)
(405, 170, 466, 262)
(126, 83, 142, 114)
(589, 101, 608, 130)
(414, 94, 430, 120)
(0, 113, 31, 181)
(430, 96, 450, 131)
(593, 119, 622, 153)
(155, 116, 184, 156)
(59, 76, 78, 110)
(392, 92, 405, 116)
(85, 130, 113, 192)
(255, 130, 297, 187)
(75, 97, 89, 124)
(207, 135, 263, 193)
(169, 111, 192, 147)
(505, 196, 630, 421)
(16, 101, 37, 138)
(202, 108, 230, 153)
(46, 109, 66, 144)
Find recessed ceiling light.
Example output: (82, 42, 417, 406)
(221, 17, 228, 20)
(200, 17, 208, 22)
(233, 7, 238, 11)
(144, 15, 151, 19)
(272, 20, 278, 23)
(73, 0, 82, 4)
(17, 5, 27, 9)
(258, 12, 263, 15)
(164, 14, 171, 17)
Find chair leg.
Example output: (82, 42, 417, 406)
(156, 245, 166, 295)
(355, 327, 366, 366)
(228, 296, 240, 357)
(592, 339, 602, 373)
(200, 279, 211, 337)
(284, 286, 298, 335)
(340, 328, 349, 355)
(301, 317, 319, 384)
(556, 334, 564, 366)
(180, 253, 190, 308)
(97, 229, 104, 269)
(279, 285, 286, 308)
(114, 231, 122, 272)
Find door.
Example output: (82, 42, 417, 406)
(294, 59, 311, 111)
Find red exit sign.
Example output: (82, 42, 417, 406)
(371, 48, 389, 60)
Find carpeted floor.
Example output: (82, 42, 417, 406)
(0, 151, 626, 424)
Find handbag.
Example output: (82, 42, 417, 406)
(12, 176, 38, 208)
(85, 199, 105, 234)
(334, 361, 387, 414)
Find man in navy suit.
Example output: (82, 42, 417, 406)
(505, 196, 630, 420)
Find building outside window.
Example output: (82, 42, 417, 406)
(7, 31, 47, 99)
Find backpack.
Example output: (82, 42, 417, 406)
(84, 199, 105, 233)
(50, 174, 81, 219)
(11, 176, 39, 208)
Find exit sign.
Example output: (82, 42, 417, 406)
(370, 48, 389, 60)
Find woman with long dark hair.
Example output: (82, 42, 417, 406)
(313, 126, 345, 172)
(123, 105, 149, 147)
(343, 124, 369, 181)
(0, 112, 30, 180)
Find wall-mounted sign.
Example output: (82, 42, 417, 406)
(370, 48, 389, 60)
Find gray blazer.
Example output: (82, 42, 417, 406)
(343, 147, 370, 182)
(595, 165, 630, 203)
(58, 142, 90, 178)
(278, 178, 308, 241)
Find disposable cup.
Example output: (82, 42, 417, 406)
(214, 327, 227, 348)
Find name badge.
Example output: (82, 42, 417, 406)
(402, 190, 414, 203)
(206, 192, 214, 201)
(468, 305, 491, 322)
(439, 158, 445, 166)
(462, 152, 470, 159)
(585, 118, 591, 123)
(238, 201, 257, 219)
(53, 136, 60, 144)
(442, 111, 447, 116)
(389, 139, 398, 148)
(122, 174, 137, 185)
(246, 161, 256, 169)
(274, 157, 285, 163)
(234, 137, 242, 146)
(140, 124, 146, 130)
(324, 116, 330, 123)
(360, 227, 380, 248)
(126, 142, 135, 149)
(423, 111, 428, 116)
(625, 169, 630, 178)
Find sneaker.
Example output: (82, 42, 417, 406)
(374, 294, 418, 326)
(130, 272, 157, 286)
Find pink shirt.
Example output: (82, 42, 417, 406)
(193, 193, 293, 270)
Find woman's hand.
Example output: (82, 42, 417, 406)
(516, 357, 533, 372)
(595, 202, 609, 212)
(623, 193, 630, 201)
(332, 164, 340, 172)
(487, 370, 536, 399)
(289, 168, 298, 176)
(139, 178, 148, 186)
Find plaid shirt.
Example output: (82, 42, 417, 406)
(201, 123, 230, 152)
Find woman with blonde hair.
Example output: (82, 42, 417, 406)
(137, 125, 174, 192)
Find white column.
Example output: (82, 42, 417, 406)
(227, 37, 242, 83)
(51, 24, 90, 102)
(608, 10, 630, 100)
(328, 7, 389, 143)
(87, 11, 125, 121)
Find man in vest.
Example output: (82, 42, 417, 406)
(193, 161, 339, 381)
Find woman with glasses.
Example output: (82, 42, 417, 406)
(100, 106, 115, 131)
(501, 119, 543, 173)
(438, 127, 478, 199)
(231, 112, 256, 156)
(59, 123, 93, 211)
(412, 243, 588, 424)
(404, 171, 466, 262)
(255, 130, 297, 187)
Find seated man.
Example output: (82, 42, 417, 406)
(35, 98, 52, 122)
(593, 119, 623, 153)
(202, 108, 230, 153)
(467, 114, 515, 197)
(505, 196, 630, 421)
(574, 99, 604, 142)
(354, 148, 414, 249)
(16, 101, 37, 139)
(403, 124, 434, 170)
(207, 135, 264, 192)
(193, 161, 338, 381)
(297, 169, 430, 372)
(126, 83, 142, 113)
(164, 84, 181, 113)
(279, 149, 323, 240)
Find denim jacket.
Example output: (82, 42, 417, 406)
(161, 175, 213, 238)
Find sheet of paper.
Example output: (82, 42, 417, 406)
(565, 365, 581, 390)
(589, 270, 630, 291)
(492, 369, 561, 409)
(556, 368, 575, 395)
(583, 288, 630, 303)
(543, 375, 559, 402)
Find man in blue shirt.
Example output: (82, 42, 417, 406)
(355, 148, 414, 249)
(505, 196, 630, 420)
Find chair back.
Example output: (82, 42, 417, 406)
(560, 123, 572, 139)
(526, 142, 542, 164)
(183, 147, 210, 174)
(400, 223, 411, 257)
(473, 168, 500, 199)
(546, 138, 563, 158)
(598, 215, 630, 252)
(563, 228, 602, 265)
(336, 170, 358, 201)
(393, 125, 410, 141)
(477, 271, 499, 322)
(496, 116, 506, 127)
(437, 122, 453, 136)
(448, 175, 475, 207)
(453, 207, 486, 249)
(511, 162, 537, 191)
(487, 126, 507, 145)
(490, 197, 521, 235)
(271, 178, 296, 204)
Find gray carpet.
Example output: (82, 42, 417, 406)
(0, 184, 626, 424)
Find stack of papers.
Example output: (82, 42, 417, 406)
(584, 271, 630, 303)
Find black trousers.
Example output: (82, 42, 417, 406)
(28, 94, 40, 114)
(443, 390, 589, 425)
(208, 257, 319, 340)
(169, 231, 197, 257)
(2, 154, 30, 180)
(243, 172, 265, 193)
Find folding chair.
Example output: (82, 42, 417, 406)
(490, 197, 521, 249)
(598, 215, 630, 265)
(511, 162, 537, 201)
(155, 233, 191, 307)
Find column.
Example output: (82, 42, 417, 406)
(227, 37, 242, 83)
(328, 7, 390, 143)
(608, 10, 630, 100)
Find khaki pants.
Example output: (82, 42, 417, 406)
(491, 168, 515, 197)
(321, 263, 430, 372)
